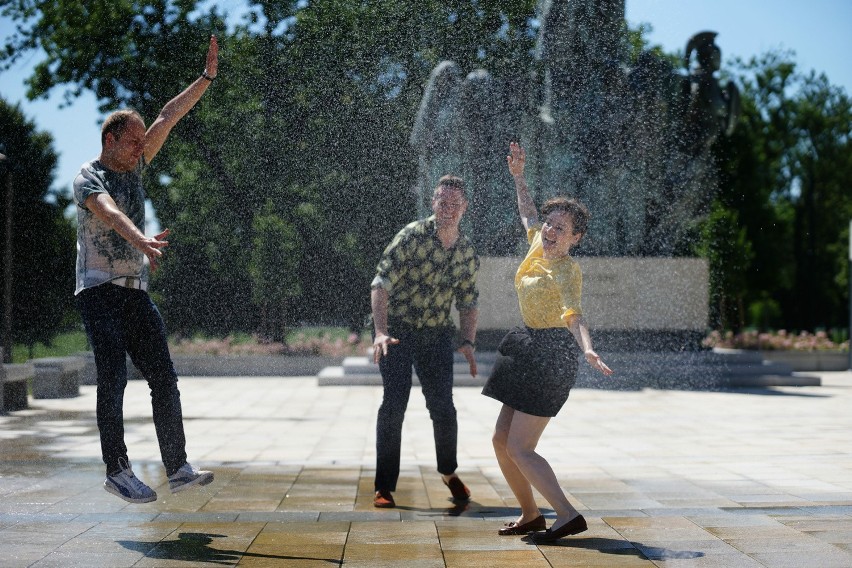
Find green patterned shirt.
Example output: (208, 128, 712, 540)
(372, 215, 479, 330)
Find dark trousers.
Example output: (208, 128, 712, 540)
(77, 284, 187, 476)
(375, 326, 458, 491)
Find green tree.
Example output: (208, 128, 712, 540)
(2, 0, 248, 335)
(15, 1, 787, 341)
(695, 201, 754, 330)
(252, 0, 538, 324)
(787, 71, 852, 329)
(249, 207, 302, 343)
(714, 52, 851, 331)
(0, 98, 76, 358)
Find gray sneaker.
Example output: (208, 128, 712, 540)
(104, 458, 157, 503)
(168, 462, 214, 493)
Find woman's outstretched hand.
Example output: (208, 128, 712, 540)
(584, 350, 614, 376)
(507, 142, 526, 177)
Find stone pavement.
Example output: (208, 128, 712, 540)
(1, 371, 851, 567)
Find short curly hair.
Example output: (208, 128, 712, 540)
(541, 196, 590, 236)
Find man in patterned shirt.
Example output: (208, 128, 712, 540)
(371, 175, 480, 508)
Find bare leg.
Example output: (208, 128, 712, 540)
(506, 410, 580, 531)
(492, 405, 541, 524)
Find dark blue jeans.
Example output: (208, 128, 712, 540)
(77, 284, 187, 476)
(375, 326, 458, 492)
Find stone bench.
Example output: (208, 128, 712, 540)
(76, 352, 143, 384)
(1, 350, 34, 411)
(31, 356, 85, 399)
(77, 351, 97, 385)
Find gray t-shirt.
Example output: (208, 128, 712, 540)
(74, 158, 148, 295)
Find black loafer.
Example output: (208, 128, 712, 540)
(530, 514, 587, 542)
(498, 515, 546, 535)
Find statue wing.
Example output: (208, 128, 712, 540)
(410, 60, 462, 150)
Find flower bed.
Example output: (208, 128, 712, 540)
(704, 329, 849, 372)
(703, 329, 848, 352)
(169, 330, 370, 358)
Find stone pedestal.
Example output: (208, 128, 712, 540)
(318, 256, 818, 390)
(465, 256, 709, 350)
(317, 349, 820, 389)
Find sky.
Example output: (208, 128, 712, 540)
(0, 0, 850, 203)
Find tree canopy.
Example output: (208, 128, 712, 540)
(1, 1, 849, 341)
(0, 98, 76, 359)
(710, 51, 852, 332)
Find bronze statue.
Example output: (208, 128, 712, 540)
(682, 31, 741, 156)
(411, 0, 740, 256)
(411, 64, 526, 254)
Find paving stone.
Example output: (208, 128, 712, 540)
(0, 371, 849, 566)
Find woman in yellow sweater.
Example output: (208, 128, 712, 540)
(482, 142, 613, 542)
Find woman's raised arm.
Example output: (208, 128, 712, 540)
(507, 142, 538, 230)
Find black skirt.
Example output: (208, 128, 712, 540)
(482, 326, 580, 417)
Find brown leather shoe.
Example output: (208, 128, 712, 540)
(373, 490, 395, 508)
(443, 476, 471, 501)
(498, 515, 546, 535)
(530, 514, 587, 542)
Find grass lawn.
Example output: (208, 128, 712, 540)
(10, 331, 90, 363)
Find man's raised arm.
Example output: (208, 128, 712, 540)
(144, 35, 219, 163)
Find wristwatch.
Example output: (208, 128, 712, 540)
(459, 339, 476, 350)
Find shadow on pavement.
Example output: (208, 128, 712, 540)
(118, 532, 340, 565)
(722, 388, 831, 398)
(524, 535, 705, 560)
(394, 500, 473, 517)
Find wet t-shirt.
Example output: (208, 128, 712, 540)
(73, 158, 147, 295)
(514, 225, 582, 329)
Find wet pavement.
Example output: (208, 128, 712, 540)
(1, 370, 851, 567)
